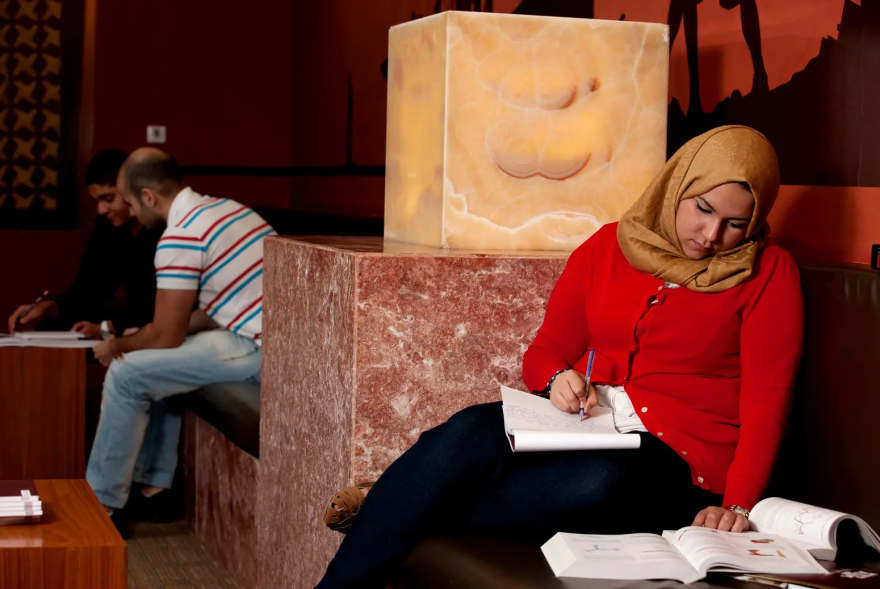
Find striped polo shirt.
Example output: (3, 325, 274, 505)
(154, 187, 275, 342)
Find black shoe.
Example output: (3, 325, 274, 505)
(109, 509, 133, 540)
(126, 487, 183, 523)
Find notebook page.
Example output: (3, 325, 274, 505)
(500, 386, 618, 434)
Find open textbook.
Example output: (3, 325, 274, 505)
(500, 386, 640, 451)
(750, 498, 880, 561)
(542, 527, 828, 584)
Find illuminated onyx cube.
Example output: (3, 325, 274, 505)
(384, 11, 669, 250)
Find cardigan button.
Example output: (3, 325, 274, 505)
(657, 432, 663, 437)
(641, 407, 648, 413)
(697, 477, 704, 483)
(681, 450, 687, 455)
(657, 286, 663, 291)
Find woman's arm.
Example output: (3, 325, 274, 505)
(724, 249, 805, 511)
(522, 241, 592, 393)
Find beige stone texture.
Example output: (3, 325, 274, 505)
(384, 12, 669, 251)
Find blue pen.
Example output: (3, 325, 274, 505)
(579, 349, 596, 422)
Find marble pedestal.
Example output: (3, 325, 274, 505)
(184, 414, 259, 589)
(259, 236, 567, 589)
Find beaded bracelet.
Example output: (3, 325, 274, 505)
(544, 369, 571, 394)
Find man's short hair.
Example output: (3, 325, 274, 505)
(125, 152, 184, 200)
(84, 148, 128, 187)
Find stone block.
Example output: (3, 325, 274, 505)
(384, 12, 669, 250)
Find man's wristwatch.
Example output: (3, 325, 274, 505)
(100, 320, 113, 340)
(726, 505, 750, 519)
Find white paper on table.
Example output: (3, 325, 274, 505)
(0, 335, 97, 348)
(500, 386, 641, 452)
(15, 331, 85, 340)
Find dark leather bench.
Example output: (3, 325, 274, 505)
(179, 382, 261, 458)
(392, 261, 880, 588)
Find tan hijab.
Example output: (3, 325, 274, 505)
(617, 125, 780, 293)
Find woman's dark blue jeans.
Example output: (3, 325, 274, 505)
(316, 401, 720, 588)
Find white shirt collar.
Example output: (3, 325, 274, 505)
(166, 186, 199, 227)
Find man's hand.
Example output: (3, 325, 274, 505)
(71, 321, 103, 340)
(692, 506, 749, 532)
(93, 337, 123, 367)
(112, 289, 198, 355)
(550, 370, 598, 414)
(7, 300, 57, 333)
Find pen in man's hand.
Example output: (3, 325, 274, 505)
(16, 290, 49, 329)
(580, 349, 596, 422)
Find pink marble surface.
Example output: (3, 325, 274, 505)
(260, 236, 566, 589)
(193, 416, 259, 589)
(352, 254, 566, 481)
(259, 238, 355, 589)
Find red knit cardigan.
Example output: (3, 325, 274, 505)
(522, 223, 804, 510)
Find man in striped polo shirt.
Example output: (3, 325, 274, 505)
(88, 147, 275, 518)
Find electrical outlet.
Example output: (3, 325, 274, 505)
(146, 125, 167, 144)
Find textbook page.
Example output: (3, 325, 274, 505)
(541, 532, 703, 584)
(750, 498, 880, 560)
(664, 527, 829, 577)
(500, 386, 640, 451)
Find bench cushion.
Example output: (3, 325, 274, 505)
(395, 535, 728, 589)
(181, 382, 261, 458)
(769, 262, 880, 524)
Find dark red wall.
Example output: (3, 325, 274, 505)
(92, 1, 296, 169)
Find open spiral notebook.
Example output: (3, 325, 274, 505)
(500, 386, 641, 452)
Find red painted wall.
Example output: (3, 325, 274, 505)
(91, 1, 296, 169)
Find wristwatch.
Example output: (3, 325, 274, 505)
(100, 320, 113, 340)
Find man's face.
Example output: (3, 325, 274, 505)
(120, 184, 164, 230)
(88, 183, 130, 227)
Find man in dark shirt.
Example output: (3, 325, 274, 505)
(7, 149, 163, 336)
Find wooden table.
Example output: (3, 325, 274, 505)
(0, 480, 126, 588)
(0, 348, 86, 479)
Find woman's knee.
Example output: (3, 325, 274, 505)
(419, 402, 504, 451)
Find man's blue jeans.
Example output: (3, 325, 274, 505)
(86, 329, 261, 508)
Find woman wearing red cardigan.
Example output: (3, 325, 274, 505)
(317, 126, 804, 588)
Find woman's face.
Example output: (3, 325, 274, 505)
(675, 183, 755, 260)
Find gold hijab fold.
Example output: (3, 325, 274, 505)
(617, 125, 780, 293)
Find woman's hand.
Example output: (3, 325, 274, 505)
(550, 370, 598, 414)
(692, 506, 749, 532)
